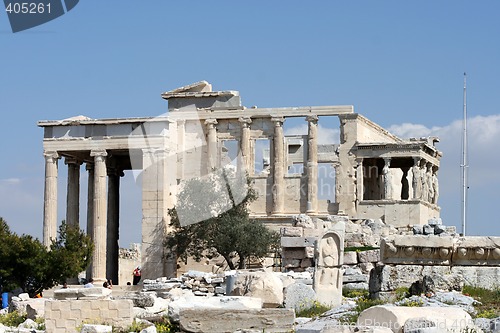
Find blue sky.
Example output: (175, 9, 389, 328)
(1, 1, 500, 246)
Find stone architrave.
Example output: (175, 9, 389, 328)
(43, 151, 59, 248)
(411, 157, 422, 199)
(313, 222, 345, 307)
(382, 158, 391, 200)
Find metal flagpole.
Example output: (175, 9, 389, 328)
(461, 72, 468, 236)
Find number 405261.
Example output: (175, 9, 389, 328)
(5, 2, 51, 14)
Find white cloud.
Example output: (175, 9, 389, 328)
(388, 114, 500, 236)
(0, 178, 22, 184)
(285, 123, 340, 144)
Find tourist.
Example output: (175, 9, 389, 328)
(133, 266, 141, 285)
(84, 278, 94, 288)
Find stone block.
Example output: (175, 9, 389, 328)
(179, 308, 295, 333)
(293, 214, 314, 229)
(81, 324, 113, 333)
(168, 295, 262, 322)
(282, 248, 307, 259)
(303, 228, 322, 237)
(357, 305, 474, 333)
(26, 300, 45, 320)
(282, 258, 301, 268)
(230, 270, 284, 307)
(284, 283, 316, 311)
(403, 317, 438, 333)
(343, 252, 358, 265)
(281, 237, 316, 248)
(359, 262, 375, 274)
(305, 246, 315, 258)
(343, 282, 369, 290)
(343, 274, 369, 283)
(423, 225, 434, 235)
(300, 259, 314, 268)
(280, 227, 303, 237)
(428, 218, 442, 226)
(433, 224, 447, 235)
(358, 249, 380, 263)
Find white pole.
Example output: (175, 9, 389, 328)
(461, 73, 468, 236)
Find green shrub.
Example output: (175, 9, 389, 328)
(342, 288, 369, 299)
(394, 287, 409, 301)
(0, 311, 27, 327)
(462, 285, 500, 318)
(295, 301, 331, 318)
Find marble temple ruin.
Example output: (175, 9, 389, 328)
(38, 81, 442, 284)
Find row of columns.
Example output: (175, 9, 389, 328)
(202, 115, 320, 215)
(42, 149, 121, 284)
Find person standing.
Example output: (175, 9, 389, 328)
(133, 266, 141, 285)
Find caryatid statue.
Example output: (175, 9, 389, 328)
(412, 157, 422, 199)
(382, 158, 391, 200)
(426, 163, 434, 204)
(421, 161, 429, 202)
(432, 166, 439, 204)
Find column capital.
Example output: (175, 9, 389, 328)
(271, 116, 285, 126)
(306, 115, 319, 123)
(44, 151, 59, 161)
(90, 150, 108, 158)
(383, 157, 391, 165)
(238, 117, 252, 127)
(176, 118, 187, 126)
(412, 156, 421, 164)
(204, 119, 218, 128)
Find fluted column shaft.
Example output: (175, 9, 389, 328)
(85, 162, 94, 280)
(205, 119, 218, 173)
(65, 158, 81, 227)
(238, 117, 252, 173)
(272, 117, 285, 214)
(355, 158, 364, 208)
(90, 150, 107, 282)
(306, 115, 318, 213)
(106, 167, 121, 285)
(43, 151, 59, 248)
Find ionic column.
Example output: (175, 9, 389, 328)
(355, 158, 364, 208)
(43, 151, 59, 248)
(272, 117, 285, 215)
(65, 158, 81, 227)
(85, 162, 94, 280)
(238, 117, 252, 173)
(205, 119, 218, 173)
(306, 115, 318, 213)
(332, 162, 341, 203)
(106, 167, 122, 285)
(90, 149, 108, 283)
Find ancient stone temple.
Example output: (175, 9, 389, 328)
(38, 81, 442, 282)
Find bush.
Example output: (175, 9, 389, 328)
(463, 285, 500, 318)
(295, 301, 331, 318)
(0, 311, 27, 327)
(342, 288, 369, 299)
